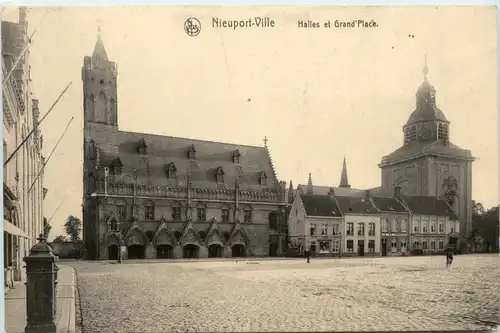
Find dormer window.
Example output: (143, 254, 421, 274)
(138, 139, 148, 155)
(232, 149, 241, 164)
(259, 171, 267, 186)
(437, 123, 449, 141)
(215, 167, 224, 183)
(187, 144, 196, 160)
(166, 162, 177, 179)
(111, 158, 123, 175)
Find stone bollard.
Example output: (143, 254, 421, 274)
(23, 234, 57, 333)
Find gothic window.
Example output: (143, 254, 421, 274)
(95, 91, 107, 123)
(109, 97, 117, 125)
(166, 162, 177, 179)
(116, 205, 127, 221)
(197, 207, 206, 221)
(215, 167, 224, 183)
(232, 150, 241, 164)
(87, 140, 96, 160)
(259, 171, 267, 186)
(144, 201, 155, 221)
(137, 139, 148, 155)
(87, 94, 95, 121)
(438, 123, 449, 141)
(172, 204, 182, 220)
(187, 144, 196, 160)
(243, 209, 252, 223)
(111, 158, 123, 175)
(269, 212, 279, 230)
(110, 219, 118, 231)
(221, 208, 230, 222)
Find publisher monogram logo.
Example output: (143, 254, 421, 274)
(184, 17, 201, 37)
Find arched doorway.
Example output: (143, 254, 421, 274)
(183, 244, 199, 259)
(128, 245, 145, 259)
(156, 245, 174, 259)
(208, 244, 223, 258)
(108, 245, 119, 260)
(231, 244, 246, 258)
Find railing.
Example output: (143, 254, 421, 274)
(95, 180, 285, 203)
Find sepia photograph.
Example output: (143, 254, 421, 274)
(2, 5, 499, 333)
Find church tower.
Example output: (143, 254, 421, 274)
(81, 29, 118, 260)
(379, 58, 475, 243)
(339, 156, 351, 188)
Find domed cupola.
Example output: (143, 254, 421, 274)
(403, 57, 450, 145)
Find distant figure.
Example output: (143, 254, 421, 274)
(305, 249, 310, 263)
(446, 250, 454, 268)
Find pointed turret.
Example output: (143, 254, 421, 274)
(339, 156, 351, 188)
(92, 25, 108, 61)
(287, 180, 295, 204)
(307, 173, 313, 194)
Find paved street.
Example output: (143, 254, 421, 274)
(71, 254, 499, 332)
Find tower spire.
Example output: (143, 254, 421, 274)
(339, 155, 350, 188)
(93, 20, 108, 61)
(307, 173, 313, 194)
(423, 53, 429, 80)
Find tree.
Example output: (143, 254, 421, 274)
(64, 215, 82, 242)
(471, 202, 499, 252)
(53, 235, 67, 243)
(43, 217, 52, 239)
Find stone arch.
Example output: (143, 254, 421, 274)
(106, 232, 120, 246)
(124, 225, 148, 246)
(205, 228, 225, 247)
(95, 91, 107, 123)
(154, 227, 177, 247)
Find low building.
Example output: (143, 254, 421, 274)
(401, 194, 459, 254)
(287, 188, 342, 257)
(369, 187, 411, 256)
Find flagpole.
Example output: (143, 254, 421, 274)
(3, 82, 72, 167)
(26, 116, 74, 194)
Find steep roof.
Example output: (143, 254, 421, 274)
(370, 196, 408, 213)
(380, 140, 474, 166)
(94, 128, 278, 191)
(335, 196, 379, 215)
(297, 184, 366, 197)
(300, 194, 342, 218)
(402, 195, 457, 218)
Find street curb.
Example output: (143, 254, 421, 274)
(73, 268, 84, 333)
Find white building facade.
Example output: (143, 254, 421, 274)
(287, 191, 343, 257)
(3, 7, 47, 287)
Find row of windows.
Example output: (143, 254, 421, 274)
(346, 223, 377, 236)
(412, 222, 455, 234)
(413, 240, 445, 250)
(404, 123, 449, 143)
(345, 240, 376, 252)
(113, 205, 254, 223)
(381, 218, 408, 232)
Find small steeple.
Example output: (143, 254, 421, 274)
(93, 22, 108, 61)
(307, 173, 313, 194)
(339, 156, 351, 188)
(287, 180, 294, 204)
(423, 53, 429, 80)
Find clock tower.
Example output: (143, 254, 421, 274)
(379, 59, 475, 245)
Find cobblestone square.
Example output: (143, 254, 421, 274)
(72, 254, 500, 332)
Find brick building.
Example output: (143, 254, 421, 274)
(81, 32, 287, 260)
(3, 7, 47, 287)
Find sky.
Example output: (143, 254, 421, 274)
(2, 5, 498, 241)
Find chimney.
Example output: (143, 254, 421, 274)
(394, 186, 402, 198)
